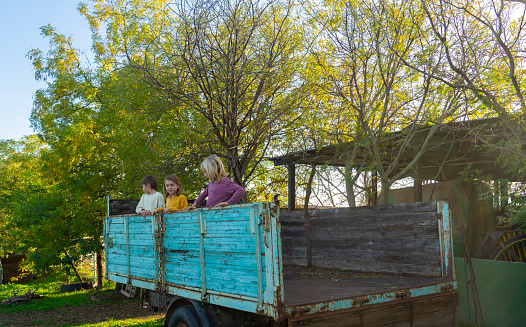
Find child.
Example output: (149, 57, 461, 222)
(185, 154, 245, 209)
(162, 175, 188, 212)
(135, 175, 165, 218)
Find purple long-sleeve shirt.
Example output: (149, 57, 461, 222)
(194, 177, 245, 207)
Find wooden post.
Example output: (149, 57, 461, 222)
(96, 250, 103, 288)
(288, 163, 296, 211)
(501, 181, 508, 212)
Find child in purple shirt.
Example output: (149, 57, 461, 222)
(185, 154, 245, 209)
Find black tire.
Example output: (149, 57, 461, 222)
(168, 305, 202, 327)
(60, 283, 77, 293)
(489, 234, 526, 262)
(60, 282, 94, 293)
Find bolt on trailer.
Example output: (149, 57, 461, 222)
(104, 200, 457, 326)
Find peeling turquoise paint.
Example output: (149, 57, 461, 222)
(105, 202, 283, 318)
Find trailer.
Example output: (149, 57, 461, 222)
(103, 200, 457, 326)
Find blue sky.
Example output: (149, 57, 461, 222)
(0, 1, 93, 141)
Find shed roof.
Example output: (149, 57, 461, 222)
(270, 117, 516, 181)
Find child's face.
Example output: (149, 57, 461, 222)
(142, 183, 152, 194)
(201, 168, 209, 180)
(165, 180, 179, 196)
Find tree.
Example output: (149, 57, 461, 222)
(415, 0, 526, 119)
(114, 0, 309, 189)
(309, 0, 465, 204)
(0, 136, 47, 260)
(407, 0, 526, 228)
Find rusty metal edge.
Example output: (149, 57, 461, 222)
(286, 290, 459, 326)
(281, 278, 455, 311)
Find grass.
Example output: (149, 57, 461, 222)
(67, 318, 164, 327)
(0, 272, 99, 313)
(0, 272, 164, 327)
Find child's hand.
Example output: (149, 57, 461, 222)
(214, 202, 229, 207)
(163, 208, 170, 213)
(183, 205, 196, 212)
(141, 209, 152, 218)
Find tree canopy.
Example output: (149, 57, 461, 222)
(2, 0, 526, 276)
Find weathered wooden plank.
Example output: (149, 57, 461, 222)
(164, 236, 200, 243)
(294, 303, 412, 327)
(282, 253, 440, 276)
(164, 260, 263, 298)
(205, 269, 259, 284)
(107, 246, 155, 258)
(164, 221, 200, 230)
(107, 222, 125, 231)
(309, 246, 440, 261)
(281, 202, 437, 220)
(163, 244, 201, 254)
(207, 282, 258, 297)
(281, 255, 440, 274)
(290, 293, 456, 327)
(310, 224, 439, 236)
(412, 292, 459, 316)
(165, 254, 202, 266)
(310, 259, 441, 277)
(411, 293, 459, 327)
(107, 257, 156, 269)
(165, 262, 202, 276)
(281, 239, 307, 250)
(282, 213, 438, 229)
(281, 248, 307, 257)
(107, 232, 155, 243)
(165, 270, 201, 282)
(165, 255, 265, 276)
(293, 312, 361, 327)
(106, 264, 156, 279)
(106, 253, 155, 267)
(280, 202, 442, 277)
(309, 237, 440, 253)
(202, 238, 259, 250)
(362, 302, 413, 326)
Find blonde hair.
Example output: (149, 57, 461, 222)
(163, 175, 183, 197)
(201, 154, 228, 183)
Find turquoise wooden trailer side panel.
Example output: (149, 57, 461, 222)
(104, 201, 456, 323)
(104, 202, 284, 319)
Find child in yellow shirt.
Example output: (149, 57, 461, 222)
(162, 175, 188, 212)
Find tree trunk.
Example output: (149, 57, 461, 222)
(378, 180, 390, 205)
(304, 165, 317, 209)
(344, 165, 356, 207)
(96, 250, 103, 289)
(64, 250, 83, 283)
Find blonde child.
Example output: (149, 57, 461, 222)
(135, 175, 165, 218)
(185, 154, 245, 210)
(163, 175, 188, 212)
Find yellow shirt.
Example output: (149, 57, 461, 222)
(165, 194, 188, 211)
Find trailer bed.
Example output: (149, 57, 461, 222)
(104, 201, 457, 324)
(283, 266, 444, 307)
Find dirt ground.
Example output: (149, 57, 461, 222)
(0, 292, 164, 327)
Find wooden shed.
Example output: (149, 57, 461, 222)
(269, 117, 514, 211)
(269, 117, 521, 257)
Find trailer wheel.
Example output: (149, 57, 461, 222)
(168, 305, 202, 327)
(489, 233, 526, 262)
